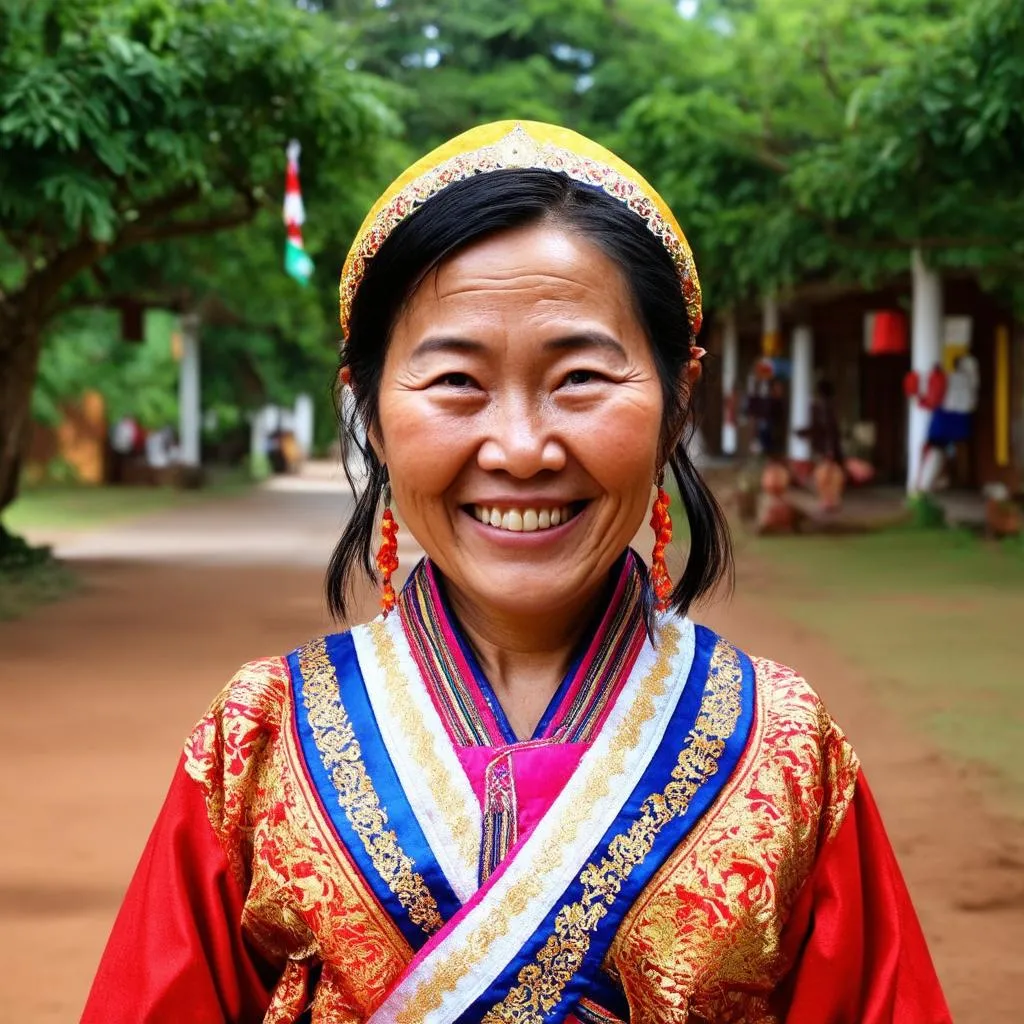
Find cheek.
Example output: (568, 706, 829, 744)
(377, 391, 472, 495)
(569, 390, 663, 486)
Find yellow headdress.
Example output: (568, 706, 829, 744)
(338, 120, 702, 350)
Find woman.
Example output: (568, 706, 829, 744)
(84, 122, 950, 1023)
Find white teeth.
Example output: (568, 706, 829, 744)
(471, 504, 578, 532)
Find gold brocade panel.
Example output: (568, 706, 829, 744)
(184, 657, 414, 1018)
(605, 657, 860, 1023)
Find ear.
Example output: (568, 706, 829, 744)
(366, 422, 386, 464)
(686, 345, 705, 386)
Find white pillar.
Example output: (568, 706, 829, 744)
(721, 311, 739, 455)
(178, 313, 201, 466)
(908, 249, 943, 492)
(788, 325, 813, 461)
(293, 393, 314, 458)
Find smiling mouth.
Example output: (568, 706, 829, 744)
(466, 502, 586, 533)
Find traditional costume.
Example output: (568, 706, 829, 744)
(84, 122, 950, 1024)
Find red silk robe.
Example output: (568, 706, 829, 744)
(84, 648, 951, 1023)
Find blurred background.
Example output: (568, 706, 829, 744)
(0, 0, 1022, 1020)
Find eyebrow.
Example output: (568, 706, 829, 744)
(543, 332, 628, 361)
(410, 336, 487, 360)
(410, 331, 628, 361)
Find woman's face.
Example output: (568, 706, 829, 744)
(375, 222, 666, 619)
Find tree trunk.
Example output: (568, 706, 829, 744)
(0, 303, 46, 515)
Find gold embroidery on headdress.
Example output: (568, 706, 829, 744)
(338, 121, 702, 349)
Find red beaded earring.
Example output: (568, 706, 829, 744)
(649, 472, 673, 612)
(376, 480, 399, 616)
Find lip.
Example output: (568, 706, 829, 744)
(459, 501, 589, 544)
(462, 496, 587, 508)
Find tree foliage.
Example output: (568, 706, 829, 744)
(617, 0, 980, 305)
(327, 0, 1023, 310)
(0, 0, 398, 510)
(792, 0, 1024, 271)
(0, 0, 394, 260)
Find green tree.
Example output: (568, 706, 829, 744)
(0, 0, 397, 514)
(791, 0, 1024, 295)
(618, 0, 971, 309)
(328, 0, 708, 151)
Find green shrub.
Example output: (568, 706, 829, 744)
(906, 493, 947, 530)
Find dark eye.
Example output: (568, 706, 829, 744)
(563, 369, 599, 387)
(436, 372, 476, 389)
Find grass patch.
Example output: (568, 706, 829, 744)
(0, 531, 80, 621)
(3, 468, 253, 534)
(0, 559, 79, 620)
(741, 525, 1024, 814)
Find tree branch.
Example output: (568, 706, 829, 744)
(113, 196, 261, 251)
(813, 38, 845, 105)
(52, 288, 189, 317)
(824, 229, 1011, 253)
(126, 184, 204, 226)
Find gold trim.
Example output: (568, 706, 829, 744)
(339, 121, 702, 342)
(480, 639, 745, 1023)
(368, 619, 483, 875)
(298, 637, 444, 935)
(391, 622, 684, 1024)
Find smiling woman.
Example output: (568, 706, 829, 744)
(84, 123, 951, 1024)
(331, 161, 724, 638)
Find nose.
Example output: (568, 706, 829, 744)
(477, 391, 566, 477)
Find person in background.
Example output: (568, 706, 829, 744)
(799, 379, 845, 511)
(918, 353, 980, 492)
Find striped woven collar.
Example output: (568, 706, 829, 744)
(396, 552, 648, 747)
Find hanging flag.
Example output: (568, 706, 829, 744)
(283, 139, 314, 286)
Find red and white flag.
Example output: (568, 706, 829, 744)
(284, 140, 313, 285)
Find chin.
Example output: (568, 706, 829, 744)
(458, 559, 609, 616)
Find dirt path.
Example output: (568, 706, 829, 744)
(701, 564, 1024, 1022)
(1, 482, 1020, 1021)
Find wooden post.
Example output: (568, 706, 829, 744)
(761, 295, 781, 357)
(995, 325, 1011, 468)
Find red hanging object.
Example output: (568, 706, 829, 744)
(870, 311, 908, 355)
(922, 365, 947, 410)
(649, 479, 674, 612)
(376, 500, 400, 616)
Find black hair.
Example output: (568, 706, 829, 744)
(327, 168, 733, 622)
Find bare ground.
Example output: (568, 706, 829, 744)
(0, 482, 1021, 1021)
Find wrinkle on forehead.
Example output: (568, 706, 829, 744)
(432, 269, 602, 300)
(430, 225, 621, 300)
(390, 223, 648, 356)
